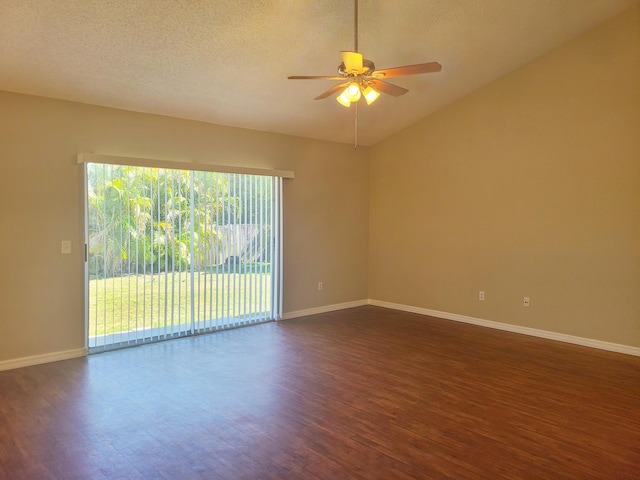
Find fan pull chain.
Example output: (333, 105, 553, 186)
(354, 100, 358, 149)
(353, 0, 359, 150)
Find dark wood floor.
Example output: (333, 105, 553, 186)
(1, 306, 639, 479)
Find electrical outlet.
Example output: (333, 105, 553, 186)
(318, 282, 323, 291)
(479, 291, 485, 301)
(523, 296, 530, 307)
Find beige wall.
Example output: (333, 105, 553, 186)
(0, 92, 369, 362)
(369, 6, 640, 347)
(1, 6, 639, 365)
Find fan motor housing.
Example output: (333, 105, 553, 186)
(338, 59, 375, 76)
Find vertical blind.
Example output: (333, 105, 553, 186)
(80, 154, 291, 352)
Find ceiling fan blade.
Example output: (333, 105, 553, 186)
(314, 82, 349, 100)
(341, 51, 364, 73)
(288, 75, 345, 80)
(373, 62, 442, 78)
(367, 79, 409, 97)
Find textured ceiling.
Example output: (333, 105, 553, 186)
(0, 0, 637, 146)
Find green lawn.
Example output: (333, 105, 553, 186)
(89, 270, 271, 337)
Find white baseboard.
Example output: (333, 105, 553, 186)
(282, 299, 369, 320)
(0, 347, 88, 372)
(368, 299, 640, 357)
(4, 300, 636, 371)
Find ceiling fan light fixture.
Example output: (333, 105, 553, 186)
(336, 82, 361, 107)
(363, 85, 380, 105)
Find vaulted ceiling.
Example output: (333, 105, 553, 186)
(1, 0, 637, 146)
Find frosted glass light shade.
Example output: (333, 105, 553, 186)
(363, 86, 380, 105)
(336, 91, 352, 107)
(346, 83, 361, 101)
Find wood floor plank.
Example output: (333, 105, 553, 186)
(1, 305, 639, 479)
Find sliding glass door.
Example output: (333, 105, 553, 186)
(84, 163, 282, 352)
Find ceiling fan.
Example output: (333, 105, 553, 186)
(288, 0, 442, 111)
